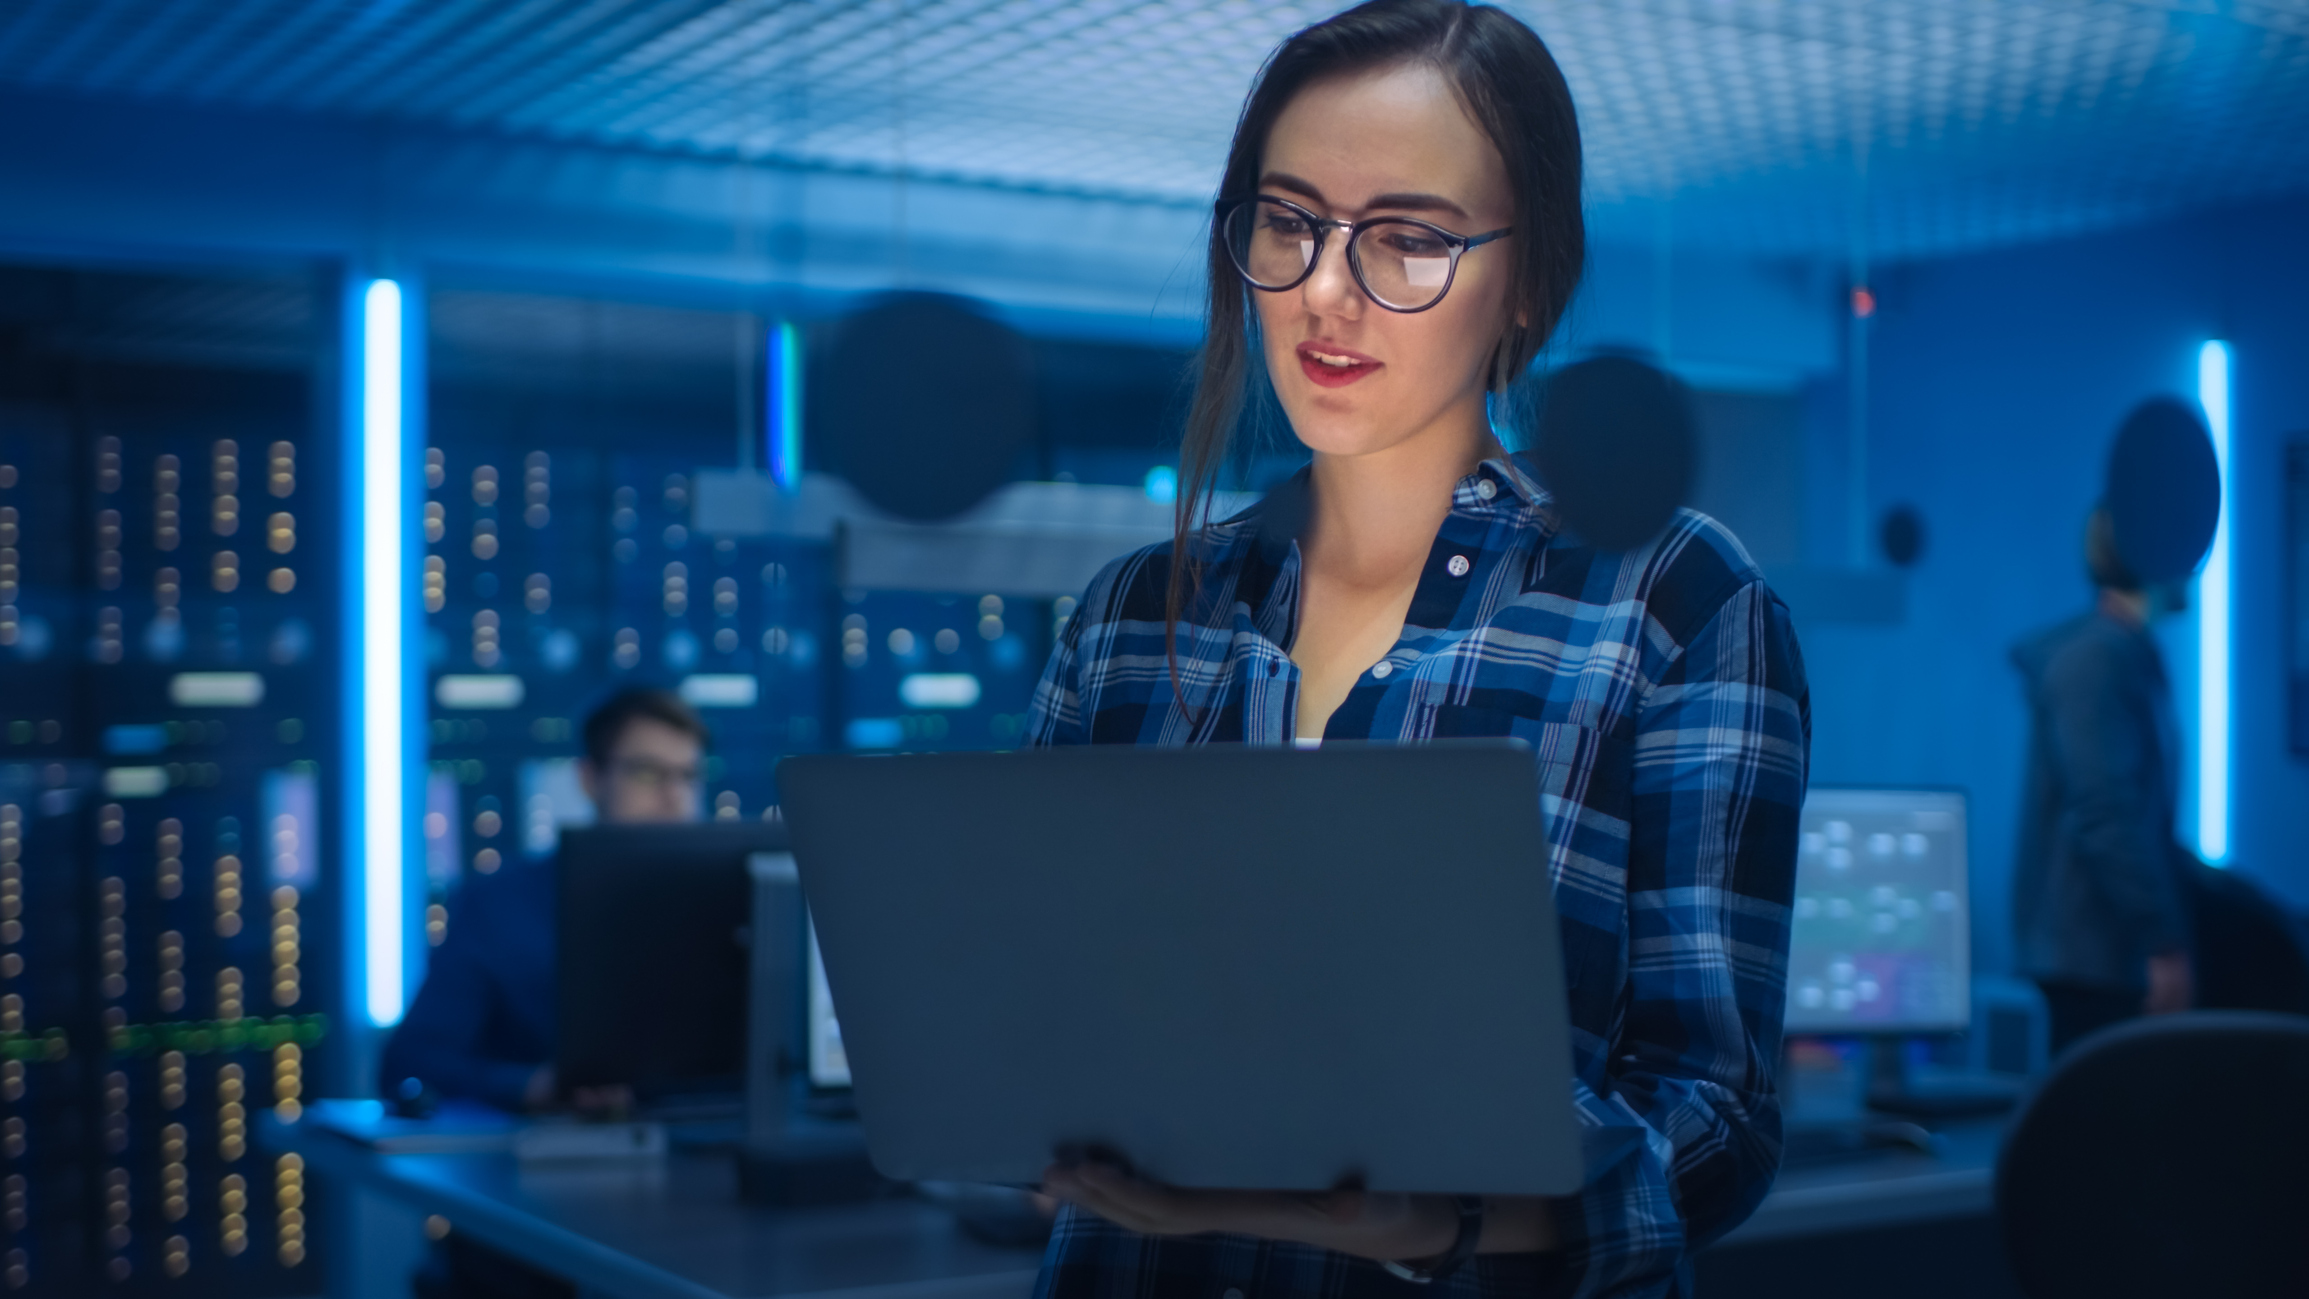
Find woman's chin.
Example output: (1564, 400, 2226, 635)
(1286, 414, 1426, 462)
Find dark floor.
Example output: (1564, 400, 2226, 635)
(1695, 1213, 2029, 1299)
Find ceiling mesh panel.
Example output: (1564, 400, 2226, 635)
(3, 0, 2306, 255)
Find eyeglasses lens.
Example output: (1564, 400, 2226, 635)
(1351, 221, 1455, 310)
(1225, 202, 1455, 310)
(1225, 200, 1319, 289)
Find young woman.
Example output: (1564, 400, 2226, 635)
(1026, 2, 1809, 1294)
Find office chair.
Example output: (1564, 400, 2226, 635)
(2187, 862, 2309, 1014)
(1996, 1012, 2309, 1299)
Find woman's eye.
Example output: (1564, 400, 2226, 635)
(1265, 215, 1311, 236)
(1379, 231, 1448, 256)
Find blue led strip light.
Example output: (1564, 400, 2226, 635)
(361, 280, 408, 1025)
(770, 321, 804, 491)
(2196, 340, 2231, 865)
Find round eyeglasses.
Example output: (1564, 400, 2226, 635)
(1218, 195, 1512, 313)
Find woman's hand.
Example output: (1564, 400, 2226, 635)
(1040, 1161, 1457, 1262)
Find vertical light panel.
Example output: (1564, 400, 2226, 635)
(769, 321, 804, 491)
(361, 280, 407, 1025)
(2196, 340, 2231, 865)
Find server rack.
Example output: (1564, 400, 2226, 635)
(0, 262, 338, 1295)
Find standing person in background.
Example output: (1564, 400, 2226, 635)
(380, 686, 710, 1112)
(2012, 505, 2194, 1056)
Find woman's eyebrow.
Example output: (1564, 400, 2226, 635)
(1258, 172, 1328, 205)
(1255, 173, 1472, 221)
(1364, 191, 1471, 220)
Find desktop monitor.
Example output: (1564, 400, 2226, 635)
(807, 921, 851, 1089)
(556, 822, 790, 1104)
(1784, 787, 1970, 1035)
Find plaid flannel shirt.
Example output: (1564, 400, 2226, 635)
(1024, 453, 1810, 1299)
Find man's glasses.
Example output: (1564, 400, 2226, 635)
(607, 758, 701, 791)
(1218, 195, 1511, 313)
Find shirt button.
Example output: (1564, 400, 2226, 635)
(1447, 554, 1471, 577)
(1372, 661, 1393, 679)
(1267, 659, 1280, 677)
(1474, 478, 1497, 500)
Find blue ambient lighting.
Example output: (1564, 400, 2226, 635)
(1144, 464, 1178, 504)
(2196, 340, 2231, 865)
(363, 279, 408, 1026)
(770, 321, 804, 491)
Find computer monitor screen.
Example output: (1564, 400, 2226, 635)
(1785, 788, 1969, 1034)
(556, 822, 789, 1102)
(806, 919, 851, 1088)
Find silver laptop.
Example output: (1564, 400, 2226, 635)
(777, 741, 1581, 1195)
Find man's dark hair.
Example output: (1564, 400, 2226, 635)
(2084, 504, 2141, 593)
(581, 687, 710, 769)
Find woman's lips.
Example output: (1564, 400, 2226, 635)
(1297, 342, 1380, 388)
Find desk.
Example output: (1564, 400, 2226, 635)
(263, 1116, 1046, 1299)
(1717, 1118, 2003, 1245)
(269, 1114, 2008, 1299)
(1699, 1118, 2019, 1299)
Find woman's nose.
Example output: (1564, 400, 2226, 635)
(1299, 232, 1363, 320)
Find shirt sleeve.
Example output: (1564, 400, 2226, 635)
(1023, 597, 1088, 748)
(1553, 578, 1810, 1296)
(1027, 550, 1144, 749)
(2039, 636, 2187, 954)
(377, 887, 539, 1112)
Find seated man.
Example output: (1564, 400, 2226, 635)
(380, 686, 709, 1111)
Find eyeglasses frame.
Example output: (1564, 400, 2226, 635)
(1216, 194, 1512, 314)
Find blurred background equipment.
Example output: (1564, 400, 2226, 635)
(811, 295, 1039, 524)
(1524, 354, 1697, 552)
(0, 2, 2304, 1297)
(0, 263, 336, 1296)
(1996, 1013, 2309, 1299)
(553, 824, 783, 1111)
(2103, 397, 2221, 585)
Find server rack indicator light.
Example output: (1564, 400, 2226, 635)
(156, 817, 184, 900)
(155, 454, 182, 551)
(158, 931, 186, 1012)
(361, 276, 409, 1029)
(472, 610, 502, 668)
(271, 886, 302, 1008)
(275, 1153, 306, 1266)
(212, 440, 240, 536)
(99, 876, 127, 1000)
(159, 1052, 186, 1110)
(217, 1063, 247, 1163)
(215, 846, 244, 938)
(522, 452, 550, 528)
(103, 1166, 130, 1270)
(2195, 339, 2231, 865)
(96, 506, 122, 590)
(272, 1041, 302, 1121)
(218, 1172, 247, 1256)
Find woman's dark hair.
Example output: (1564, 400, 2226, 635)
(1166, 0, 1585, 664)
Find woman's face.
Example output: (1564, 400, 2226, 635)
(1253, 61, 1518, 461)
